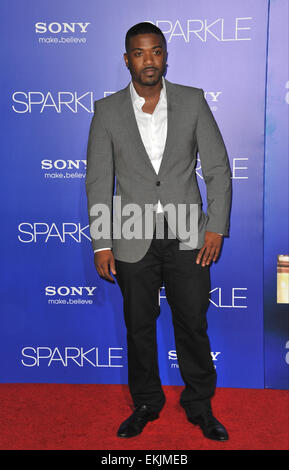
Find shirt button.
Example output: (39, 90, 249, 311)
(156, 181, 161, 186)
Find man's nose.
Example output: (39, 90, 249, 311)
(143, 52, 154, 65)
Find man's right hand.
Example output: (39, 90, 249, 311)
(94, 250, 116, 283)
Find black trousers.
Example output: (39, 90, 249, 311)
(115, 214, 216, 419)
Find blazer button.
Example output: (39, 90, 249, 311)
(156, 181, 161, 186)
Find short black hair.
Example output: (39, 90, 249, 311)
(125, 22, 167, 53)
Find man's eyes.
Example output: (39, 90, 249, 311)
(134, 49, 162, 57)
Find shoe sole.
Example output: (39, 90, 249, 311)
(204, 436, 229, 441)
(201, 427, 229, 442)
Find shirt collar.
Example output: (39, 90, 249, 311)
(130, 76, 166, 110)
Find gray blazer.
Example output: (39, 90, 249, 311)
(85, 78, 232, 262)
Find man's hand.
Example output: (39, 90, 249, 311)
(94, 250, 116, 282)
(196, 231, 223, 267)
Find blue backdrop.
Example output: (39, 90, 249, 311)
(0, 0, 287, 389)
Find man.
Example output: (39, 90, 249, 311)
(85, 22, 232, 441)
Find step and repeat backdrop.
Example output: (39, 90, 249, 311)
(1, 0, 288, 389)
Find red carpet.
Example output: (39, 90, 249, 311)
(0, 384, 288, 450)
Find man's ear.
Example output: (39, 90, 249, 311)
(123, 52, 128, 68)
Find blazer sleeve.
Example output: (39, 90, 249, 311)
(85, 101, 115, 252)
(195, 88, 232, 236)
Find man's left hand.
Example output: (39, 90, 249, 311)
(196, 231, 223, 267)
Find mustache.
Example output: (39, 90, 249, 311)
(142, 67, 158, 72)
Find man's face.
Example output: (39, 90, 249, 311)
(124, 33, 167, 86)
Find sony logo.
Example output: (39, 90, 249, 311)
(168, 350, 221, 361)
(35, 22, 90, 34)
(41, 159, 87, 170)
(45, 286, 96, 297)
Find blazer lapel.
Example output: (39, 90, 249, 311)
(120, 78, 179, 177)
(121, 83, 156, 175)
(158, 78, 179, 177)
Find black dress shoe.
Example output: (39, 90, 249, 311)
(189, 409, 229, 441)
(117, 405, 159, 438)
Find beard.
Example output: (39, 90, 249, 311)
(131, 63, 166, 87)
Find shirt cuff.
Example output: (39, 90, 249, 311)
(94, 248, 112, 253)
